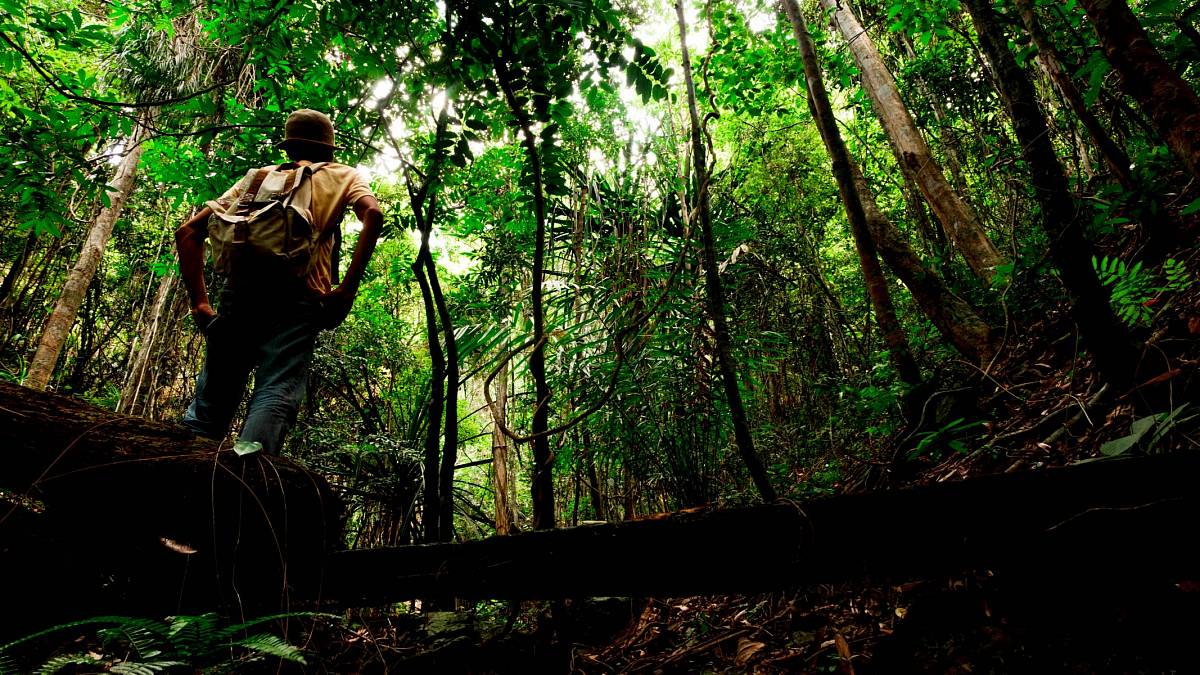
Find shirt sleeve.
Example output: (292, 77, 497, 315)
(343, 170, 375, 210)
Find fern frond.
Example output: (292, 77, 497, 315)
(36, 652, 105, 674)
(233, 634, 308, 664)
(0, 616, 138, 654)
(99, 617, 171, 660)
(166, 612, 220, 658)
(109, 660, 186, 675)
(213, 611, 338, 642)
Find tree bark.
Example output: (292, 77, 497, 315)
(851, 163, 997, 365)
(0, 380, 341, 635)
(1013, 0, 1136, 191)
(676, 0, 777, 503)
(413, 256, 445, 544)
(777, 0, 930, 385)
(490, 359, 514, 535)
(495, 61, 556, 530)
(25, 110, 156, 390)
(118, 271, 178, 415)
(962, 0, 1137, 389)
(1078, 0, 1200, 182)
(819, 0, 1004, 284)
(320, 453, 1200, 603)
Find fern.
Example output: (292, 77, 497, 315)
(99, 617, 171, 660)
(109, 661, 186, 675)
(1163, 258, 1193, 292)
(37, 653, 106, 674)
(165, 612, 220, 659)
(0, 612, 323, 674)
(233, 634, 308, 664)
(1091, 256, 1193, 327)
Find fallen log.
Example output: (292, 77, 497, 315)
(0, 381, 343, 637)
(5, 381, 1199, 621)
(321, 452, 1200, 604)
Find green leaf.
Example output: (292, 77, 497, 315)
(1099, 434, 1140, 456)
(1180, 197, 1200, 216)
(1129, 414, 1157, 437)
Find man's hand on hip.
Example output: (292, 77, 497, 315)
(192, 302, 217, 333)
(319, 286, 357, 329)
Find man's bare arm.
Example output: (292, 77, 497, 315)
(175, 207, 215, 325)
(320, 195, 383, 327)
(341, 195, 383, 291)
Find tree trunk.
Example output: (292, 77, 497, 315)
(676, 0, 777, 503)
(25, 110, 156, 390)
(1078, 0, 1200, 182)
(118, 271, 178, 415)
(0, 228, 36, 308)
(963, 0, 1137, 388)
(413, 256, 444, 544)
(490, 359, 514, 535)
(320, 453, 1200, 603)
(426, 253, 459, 544)
(777, 0, 929, 385)
(1013, 0, 1136, 191)
(852, 163, 997, 365)
(819, 0, 1004, 284)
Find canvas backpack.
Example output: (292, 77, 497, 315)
(205, 162, 336, 279)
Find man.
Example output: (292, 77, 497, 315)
(175, 109, 383, 454)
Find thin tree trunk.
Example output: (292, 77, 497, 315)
(962, 0, 1137, 388)
(118, 271, 178, 415)
(1013, 0, 1135, 191)
(818, 0, 1004, 284)
(851, 162, 997, 365)
(427, 253, 458, 543)
(490, 359, 513, 535)
(1077, 0, 1200, 182)
(676, 0, 777, 503)
(25, 110, 156, 390)
(405, 112, 455, 544)
(496, 60, 555, 531)
(585, 434, 604, 521)
(413, 257, 444, 544)
(777, 0, 923, 387)
(0, 229, 36, 308)
(853, 212, 923, 385)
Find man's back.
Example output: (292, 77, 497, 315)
(175, 108, 383, 454)
(210, 160, 372, 296)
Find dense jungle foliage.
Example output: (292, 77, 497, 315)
(2, 0, 1200, 666)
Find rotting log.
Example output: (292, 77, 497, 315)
(320, 452, 1200, 604)
(0, 381, 343, 637)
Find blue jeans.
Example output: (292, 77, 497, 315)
(182, 292, 321, 454)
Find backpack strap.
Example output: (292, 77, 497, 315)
(239, 166, 275, 207)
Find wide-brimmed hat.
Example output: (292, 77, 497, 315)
(277, 109, 343, 150)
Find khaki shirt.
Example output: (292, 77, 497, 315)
(211, 161, 374, 295)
